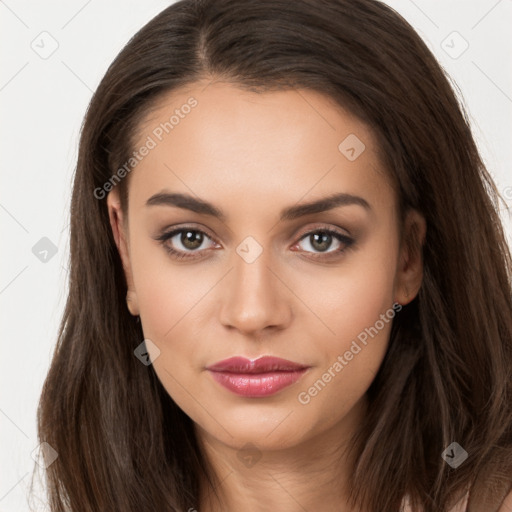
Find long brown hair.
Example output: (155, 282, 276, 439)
(34, 0, 512, 510)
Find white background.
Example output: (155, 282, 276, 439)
(1, 1, 511, 509)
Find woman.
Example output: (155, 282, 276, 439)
(35, 0, 512, 510)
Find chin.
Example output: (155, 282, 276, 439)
(199, 405, 314, 451)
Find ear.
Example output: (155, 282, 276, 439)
(394, 209, 426, 306)
(107, 187, 140, 316)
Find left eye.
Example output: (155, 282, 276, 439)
(294, 229, 354, 255)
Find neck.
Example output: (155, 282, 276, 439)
(196, 394, 368, 512)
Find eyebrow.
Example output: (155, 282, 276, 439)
(145, 190, 371, 221)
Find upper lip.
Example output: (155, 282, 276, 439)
(206, 356, 309, 374)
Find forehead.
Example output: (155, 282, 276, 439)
(127, 80, 394, 214)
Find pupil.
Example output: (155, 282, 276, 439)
(182, 231, 202, 250)
(311, 232, 331, 252)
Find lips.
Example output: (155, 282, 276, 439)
(206, 356, 310, 397)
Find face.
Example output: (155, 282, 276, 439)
(107, 80, 425, 453)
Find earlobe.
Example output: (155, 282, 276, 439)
(125, 290, 139, 317)
(394, 209, 427, 306)
(106, 188, 140, 316)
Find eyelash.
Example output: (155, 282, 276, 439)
(155, 225, 355, 262)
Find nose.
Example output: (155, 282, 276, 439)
(218, 246, 292, 337)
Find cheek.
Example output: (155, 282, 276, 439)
(295, 231, 400, 349)
(128, 237, 222, 406)
(129, 243, 208, 412)
(293, 230, 400, 405)
(129, 234, 207, 338)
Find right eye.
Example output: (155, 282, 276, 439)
(156, 227, 220, 260)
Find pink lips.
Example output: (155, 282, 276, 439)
(206, 356, 309, 398)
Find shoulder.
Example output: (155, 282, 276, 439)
(401, 490, 512, 511)
(454, 489, 512, 512)
(498, 490, 512, 512)
(401, 493, 467, 512)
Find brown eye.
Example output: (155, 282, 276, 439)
(295, 228, 354, 258)
(308, 232, 334, 252)
(156, 227, 218, 260)
(179, 230, 204, 250)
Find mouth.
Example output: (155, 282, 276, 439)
(206, 356, 310, 398)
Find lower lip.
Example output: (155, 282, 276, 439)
(208, 369, 308, 397)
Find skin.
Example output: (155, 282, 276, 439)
(107, 80, 426, 512)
